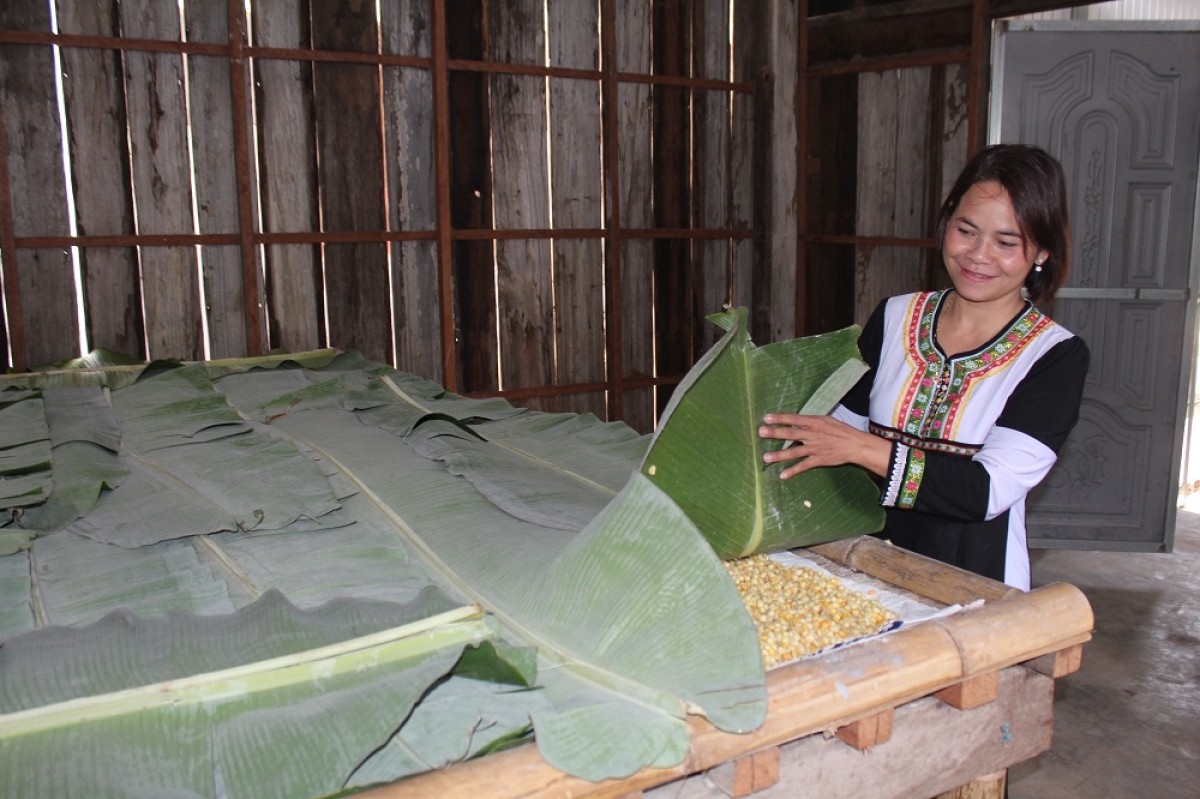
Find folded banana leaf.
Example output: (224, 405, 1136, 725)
(643, 307, 885, 558)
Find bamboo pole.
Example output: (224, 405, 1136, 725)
(362, 579, 1092, 799)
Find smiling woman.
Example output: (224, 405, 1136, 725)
(759, 144, 1089, 591)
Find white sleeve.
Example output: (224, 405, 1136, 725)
(973, 425, 1058, 521)
(831, 403, 869, 432)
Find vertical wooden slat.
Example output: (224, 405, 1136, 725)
(1, 0, 78, 369)
(968, 0, 987, 154)
(311, 0, 390, 364)
(895, 66, 933, 295)
(0, 96, 16, 369)
(447, 0, 496, 394)
(856, 70, 897, 322)
(548, 0, 604, 418)
(763, 0, 798, 344)
(56, 0, 143, 360)
(121, 0, 203, 361)
(382, 0, 440, 382)
(694, 0, 731, 355)
(489, 0, 553, 409)
(0, 87, 18, 368)
(431, 0, 456, 391)
(227, 1, 265, 357)
(939, 62, 971, 216)
(652, 0, 692, 412)
(185, 2, 247, 359)
(896, 66, 933, 237)
(616, 0, 655, 433)
(795, 0, 810, 339)
(253, 0, 323, 354)
(730, 0, 757, 323)
(600, 0, 623, 422)
(855, 67, 933, 321)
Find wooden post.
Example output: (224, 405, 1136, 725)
(1026, 643, 1084, 678)
(835, 707, 895, 749)
(936, 671, 999, 710)
(708, 746, 781, 798)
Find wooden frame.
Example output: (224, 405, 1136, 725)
(355, 536, 1092, 798)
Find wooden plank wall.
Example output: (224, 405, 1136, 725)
(0, 0, 981, 429)
(255, 0, 324, 356)
(853, 64, 970, 324)
(0, 0, 78, 368)
(0, 0, 757, 434)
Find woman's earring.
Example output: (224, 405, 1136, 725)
(1034, 259, 1044, 273)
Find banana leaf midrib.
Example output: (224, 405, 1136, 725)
(195, 535, 262, 599)
(0, 605, 488, 740)
(380, 374, 619, 498)
(294, 435, 693, 721)
(27, 549, 48, 628)
(739, 333, 767, 558)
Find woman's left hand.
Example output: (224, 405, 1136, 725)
(758, 413, 891, 479)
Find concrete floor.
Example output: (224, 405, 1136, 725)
(1007, 502, 1200, 798)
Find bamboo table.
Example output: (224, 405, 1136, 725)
(359, 537, 1092, 799)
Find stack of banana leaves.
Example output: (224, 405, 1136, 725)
(0, 308, 883, 798)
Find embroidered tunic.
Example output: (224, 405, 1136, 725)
(832, 290, 1089, 590)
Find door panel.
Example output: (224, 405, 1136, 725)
(993, 22, 1200, 550)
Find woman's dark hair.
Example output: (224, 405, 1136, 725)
(935, 144, 1070, 306)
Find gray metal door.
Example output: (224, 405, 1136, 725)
(992, 21, 1200, 551)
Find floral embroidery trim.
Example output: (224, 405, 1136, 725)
(882, 443, 910, 507)
(897, 291, 1053, 440)
(897, 448, 925, 510)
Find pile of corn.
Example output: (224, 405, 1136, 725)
(724, 554, 898, 669)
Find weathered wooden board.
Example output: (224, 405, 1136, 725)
(490, 0, 553, 412)
(646, 666, 1051, 799)
(186, 2, 251, 359)
(855, 68, 930, 323)
(382, 0, 440, 384)
(548, 0, 605, 419)
(938, 60, 970, 287)
(1, 0, 78, 369)
(730, 2, 756, 336)
(253, 0, 323, 355)
(762, 0, 798, 344)
(446, 0, 497, 395)
(56, 0, 142, 359)
(616, 0, 655, 434)
(120, 0, 202, 360)
(695, 1, 733, 355)
(650, 2, 692, 405)
(311, 0, 390, 364)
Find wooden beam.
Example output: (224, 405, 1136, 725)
(807, 1, 973, 67)
(936, 670, 1000, 710)
(1026, 643, 1084, 678)
(226, 0, 264, 357)
(708, 746, 782, 798)
(835, 707, 895, 749)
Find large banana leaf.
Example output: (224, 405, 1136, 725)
(271, 409, 767, 781)
(643, 307, 885, 558)
(0, 350, 768, 794)
(0, 593, 497, 799)
(0, 389, 52, 515)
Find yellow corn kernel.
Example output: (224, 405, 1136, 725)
(723, 554, 897, 669)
